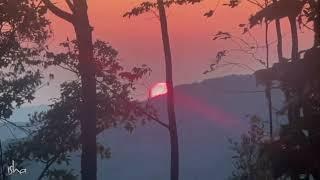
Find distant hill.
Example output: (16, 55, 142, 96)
(3, 74, 285, 180)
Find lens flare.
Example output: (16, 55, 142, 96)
(150, 83, 168, 98)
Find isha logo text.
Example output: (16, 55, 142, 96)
(7, 160, 27, 175)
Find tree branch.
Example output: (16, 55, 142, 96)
(42, 0, 74, 23)
(0, 118, 31, 135)
(95, 79, 170, 130)
(37, 155, 59, 180)
(247, 0, 264, 8)
(141, 109, 169, 129)
(65, 0, 75, 13)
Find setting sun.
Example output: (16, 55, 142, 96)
(2, 0, 317, 179)
(150, 83, 168, 98)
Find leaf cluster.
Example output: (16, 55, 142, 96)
(4, 39, 156, 179)
(123, 0, 202, 18)
(228, 116, 272, 180)
(0, 0, 50, 120)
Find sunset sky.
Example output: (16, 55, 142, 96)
(32, 0, 314, 105)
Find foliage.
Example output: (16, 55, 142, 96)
(228, 115, 273, 180)
(125, 2, 205, 180)
(123, 0, 202, 18)
(223, 0, 240, 8)
(4, 40, 155, 179)
(222, 0, 307, 28)
(203, 29, 264, 75)
(253, 47, 320, 179)
(0, 0, 50, 119)
(249, 0, 305, 28)
(0, 0, 50, 45)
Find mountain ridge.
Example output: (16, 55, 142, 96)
(3, 74, 284, 180)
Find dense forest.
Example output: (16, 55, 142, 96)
(0, 0, 320, 179)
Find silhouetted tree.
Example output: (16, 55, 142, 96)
(228, 115, 273, 180)
(272, 0, 284, 62)
(223, 0, 291, 139)
(213, 0, 307, 140)
(207, 0, 320, 179)
(300, 0, 320, 46)
(312, 0, 320, 46)
(0, 1, 51, 179)
(4, 39, 154, 179)
(224, 0, 283, 61)
(254, 45, 320, 180)
(124, 1, 202, 180)
(249, 0, 306, 62)
(41, 0, 98, 179)
(0, 0, 50, 121)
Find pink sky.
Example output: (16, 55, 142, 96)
(32, 0, 314, 105)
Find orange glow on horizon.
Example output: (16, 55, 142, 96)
(47, 0, 314, 90)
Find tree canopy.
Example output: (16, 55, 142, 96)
(0, 0, 50, 121)
(4, 39, 155, 179)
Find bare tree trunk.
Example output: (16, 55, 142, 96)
(313, 0, 320, 46)
(157, 1, 179, 180)
(73, 2, 97, 180)
(275, 19, 283, 61)
(266, 89, 273, 140)
(269, 0, 284, 140)
(42, 1, 97, 180)
(264, 19, 273, 140)
(271, 0, 284, 62)
(287, 15, 300, 123)
(289, 16, 299, 61)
